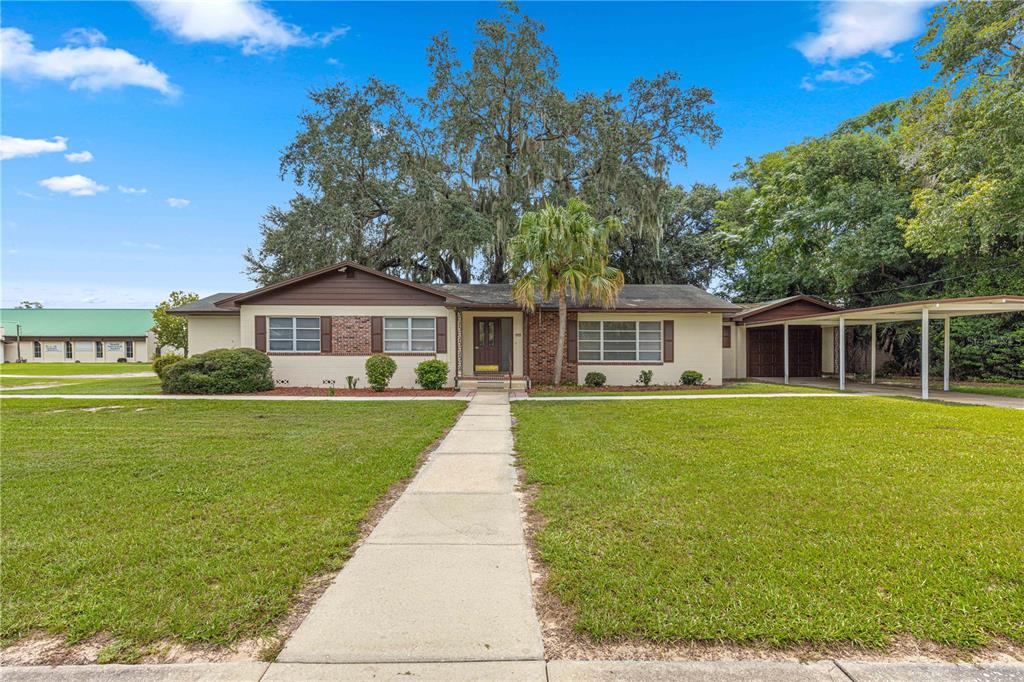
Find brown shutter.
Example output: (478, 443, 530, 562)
(663, 320, 674, 362)
(255, 316, 267, 352)
(567, 317, 577, 363)
(321, 316, 332, 354)
(371, 316, 383, 353)
(435, 316, 447, 353)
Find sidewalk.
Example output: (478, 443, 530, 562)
(274, 389, 544, 665)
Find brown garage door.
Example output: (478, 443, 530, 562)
(747, 325, 822, 377)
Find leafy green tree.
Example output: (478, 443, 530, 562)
(894, 0, 1024, 259)
(15, 301, 42, 309)
(613, 183, 723, 286)
(509, 199, 624, 384)
(248, 3, 719, 285)
(153, 291, 199, 356)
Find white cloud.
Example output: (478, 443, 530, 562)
(314, 26, 350, 47)
(63, 28, 107, 47)
(1, 27, 178, 95)
(166, 197, 190, 208)
(817, 62, 875, 84)
(0, 135, 68, 160)
(139, 0, 309, 54)
(797, 1, 932, 64)
(65, 150, 94, 163)
(38, 174, 109, 196)
(118, 185, 148, 194)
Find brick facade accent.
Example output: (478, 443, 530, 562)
(527, 311, 577, 384)
(331, 316, 372, 355)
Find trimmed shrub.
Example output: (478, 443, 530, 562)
(584, 371, 607, 387)
(679, 370, 704, 386)
(366, 354, 398, 392)
(162, 348, 273, 394)
(415, 360, 449, 390)
(153, 353, 184, 379)
(637, 369, 653, 386)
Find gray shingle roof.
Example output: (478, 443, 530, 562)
(441, 284, 740, 311)
(170, 293, 241, 314)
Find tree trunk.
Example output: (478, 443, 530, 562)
(553, 287, 567, 385)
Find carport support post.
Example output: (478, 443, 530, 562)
(943, 316, 950, 392)
(838, 317, 846, 391)
(921, 307, 929, 400)
(783, 322, 790, 385)
(870, 323, 877, 384)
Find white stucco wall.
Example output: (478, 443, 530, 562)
(187, 315, 241, 355)
(575, 312, 724, 386)
(239, 304, 455, 388)
(3, 338, 151, 363)
(722, 321, 737, 380)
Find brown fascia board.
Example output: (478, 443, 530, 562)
(729, 295, 840, 322)
(218, 261, 466, 307)
(753, 293, 1024, 325)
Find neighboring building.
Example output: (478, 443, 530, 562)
(0, 308, 158, 363)
(171, 261, 741, 389)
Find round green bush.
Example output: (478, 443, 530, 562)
(584, 371, 607, 387)
(679, 370, 704, 386)
(415, 359, 449, 390)
(365, 354, 398, 392)
(153, 353, 184, 378)
(162, 348, 274, 394)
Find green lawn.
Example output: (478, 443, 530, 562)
(0, 362, 153, 375)
(0, 376, 163, 394)
(513, 397, 1024, 648)
(529, 381, 826, 397)
(1, 398, 464, 657)
(948, 382, 1024, 399)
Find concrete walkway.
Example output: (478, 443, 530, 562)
(5, 658, 1023, 680)
(766, 377, 1024, 410)
(0, 393, 472, 402)
(0, 372, 156, 378)
(275, 389, 544, 667)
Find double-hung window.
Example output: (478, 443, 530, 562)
(65, 341, 73, 359)
(126, 340, 134, 359)
(384, 317, 435, 353)
(33, 341, 42, 358)
(95, 341, 104, 359)
(578, 320, 662, 362)
(268, 317, 320, 352)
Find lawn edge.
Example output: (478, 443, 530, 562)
(0, 401, 467, 667)
(510, 403, 1024, 664)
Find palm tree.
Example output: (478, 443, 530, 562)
(508, 199, 625, 385)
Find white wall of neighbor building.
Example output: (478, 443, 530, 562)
(187, 315, 241, 355)
(576, 311, 724, 386)
(722, 321, 737, 380)
(239, 304, 455, 388)
(2, 338, 151, 363)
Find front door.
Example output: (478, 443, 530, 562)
(474, 318, 500, 373)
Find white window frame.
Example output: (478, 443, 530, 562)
(268, 317, 321, 353)
(65, 341, 73, 359)
(126, 340, 134, 359)
(95, 341, 104, 359)
(577, 320, 663, 363)
(33, 341, 42, 358)
(384, 317, 436, 353)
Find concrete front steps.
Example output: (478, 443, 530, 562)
(456, 376, 528, 391)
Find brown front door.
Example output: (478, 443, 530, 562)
(474, 318, 500, 373)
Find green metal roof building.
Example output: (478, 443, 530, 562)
(1, 309, 156, 364)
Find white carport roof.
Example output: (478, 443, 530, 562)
(742, 294, 1024, 399)
(745, 295, 1024, 328)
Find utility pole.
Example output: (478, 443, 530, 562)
(15, 323, 23, 362)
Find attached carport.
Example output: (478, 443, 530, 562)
(745, 295, 1024, 399)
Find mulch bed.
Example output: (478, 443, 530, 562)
(530, 384, 708, 395)
(255, 387, 459, 397)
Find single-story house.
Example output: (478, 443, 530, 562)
(171, 261, 741, 389)
(0, 308, 159, 363)
(170, 262, 1024, 391)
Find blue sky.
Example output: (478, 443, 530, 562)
(1, 1, 938, 307)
